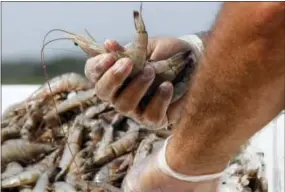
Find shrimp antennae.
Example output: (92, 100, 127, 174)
(42, 29, 77, 46)
(41, 37, 81, 174)
(84, 28, 96, 43)
(140, 2, 143, 14)
(44, 48, 84, 55)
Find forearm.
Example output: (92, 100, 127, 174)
(168, 2, 285, 175)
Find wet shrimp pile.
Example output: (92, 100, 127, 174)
(1, 73, 268, 192)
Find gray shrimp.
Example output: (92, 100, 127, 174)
(132, 133, 160, 166)
(93, 154, 131, 185)
(1, 149, 60, 188)
(28, 73, 93, 101)
(95, 120, 115, 158)
(32, 171, 50, 192)
(55, 122, 84, 181)
(83, 102, 110, 119)
(53, 181, 77, 192)
(43, 89, 98, 121)
(1, 139, 55, 168)
(93, 130, 139, 166)
(1, 162, 24, 180)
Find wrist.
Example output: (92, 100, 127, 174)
(166, 133, 231, 176)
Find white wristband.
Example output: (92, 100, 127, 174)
(178, 34, 204, 59)
(157, 136, 226, 182)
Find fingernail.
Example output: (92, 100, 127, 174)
(104, 39, 112, 45)
(95, 54, 113, 73)
(159, 82, 172, 97)
(114, 58, 131, 73)
(141, 66, 155, 80)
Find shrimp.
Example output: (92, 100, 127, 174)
(1, 125, 21, 143)
(115, 3, 148, 77)
(19, 186, 33, 192)
(28, 73, 93, 101)
(132, 134, 160, 166)
(70, 3, 193, 81)
(81, 119, 104, 147)
(93, 155, 129, 185)
(55, 121, 83, 181)
(1, 162, 24, 180)
(53, 182, 77, 192)
(1, 139, 55, 168)
(2, 101, 25, 121)
(32, 171, 50, 192)
(115, 153, 133, 173)
(1, 149, 60, 188)
(65, 146, 94, 184)
(93, 130, 139, 166)
(83, 103, 110, 119)
(20, 109, 43, 141)
(1, 113, 29, 143)
(95, 120, 115, 158)
(98, 110, 125, 126)
(36, 128, 54, 143)
(70, 4, 147, 78)
(43, 89, 98, 122)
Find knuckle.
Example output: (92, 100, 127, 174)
(85, 57, 102, 82)
(143, 113, 161, 125)
(94, 63, 103, 75)
(110, 68, 125, 81)
(85, 57, 98, 72)
(110, 58, 132, 80)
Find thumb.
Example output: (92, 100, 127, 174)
(104, 39, 125, 52)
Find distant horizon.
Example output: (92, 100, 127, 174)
(2, 2, 222, 62)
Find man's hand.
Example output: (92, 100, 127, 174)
(84, 37, 191, 128)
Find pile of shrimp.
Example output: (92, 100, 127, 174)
(1, 4, 268, 192)
(1, 72, 173, 192)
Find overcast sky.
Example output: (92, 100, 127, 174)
(2, 2, 222, 62)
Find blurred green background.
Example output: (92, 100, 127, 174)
(2, 57, 86, 84)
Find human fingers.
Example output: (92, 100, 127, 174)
(84, 53, 116, 84)
(141, 82, 173, 128)
(95, 58, 133, 101)
(114, 66, 155, 115)
(104, 39, 125, 52)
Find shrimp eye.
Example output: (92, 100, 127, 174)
(74, 42, 78, 46)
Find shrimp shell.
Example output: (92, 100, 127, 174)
(55, 123, 83, 181)
(1, 139, 55, 168)
(93, 130, 139, 166)
(32, 171, 50, 192)
(93, 154, 129, 185)
(43, 89, 98, 121)
(1, 149, 60, 188)
(53, 181, 77, 192)
(29, 73, 93, 101)
(1, 162, 24, 180)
